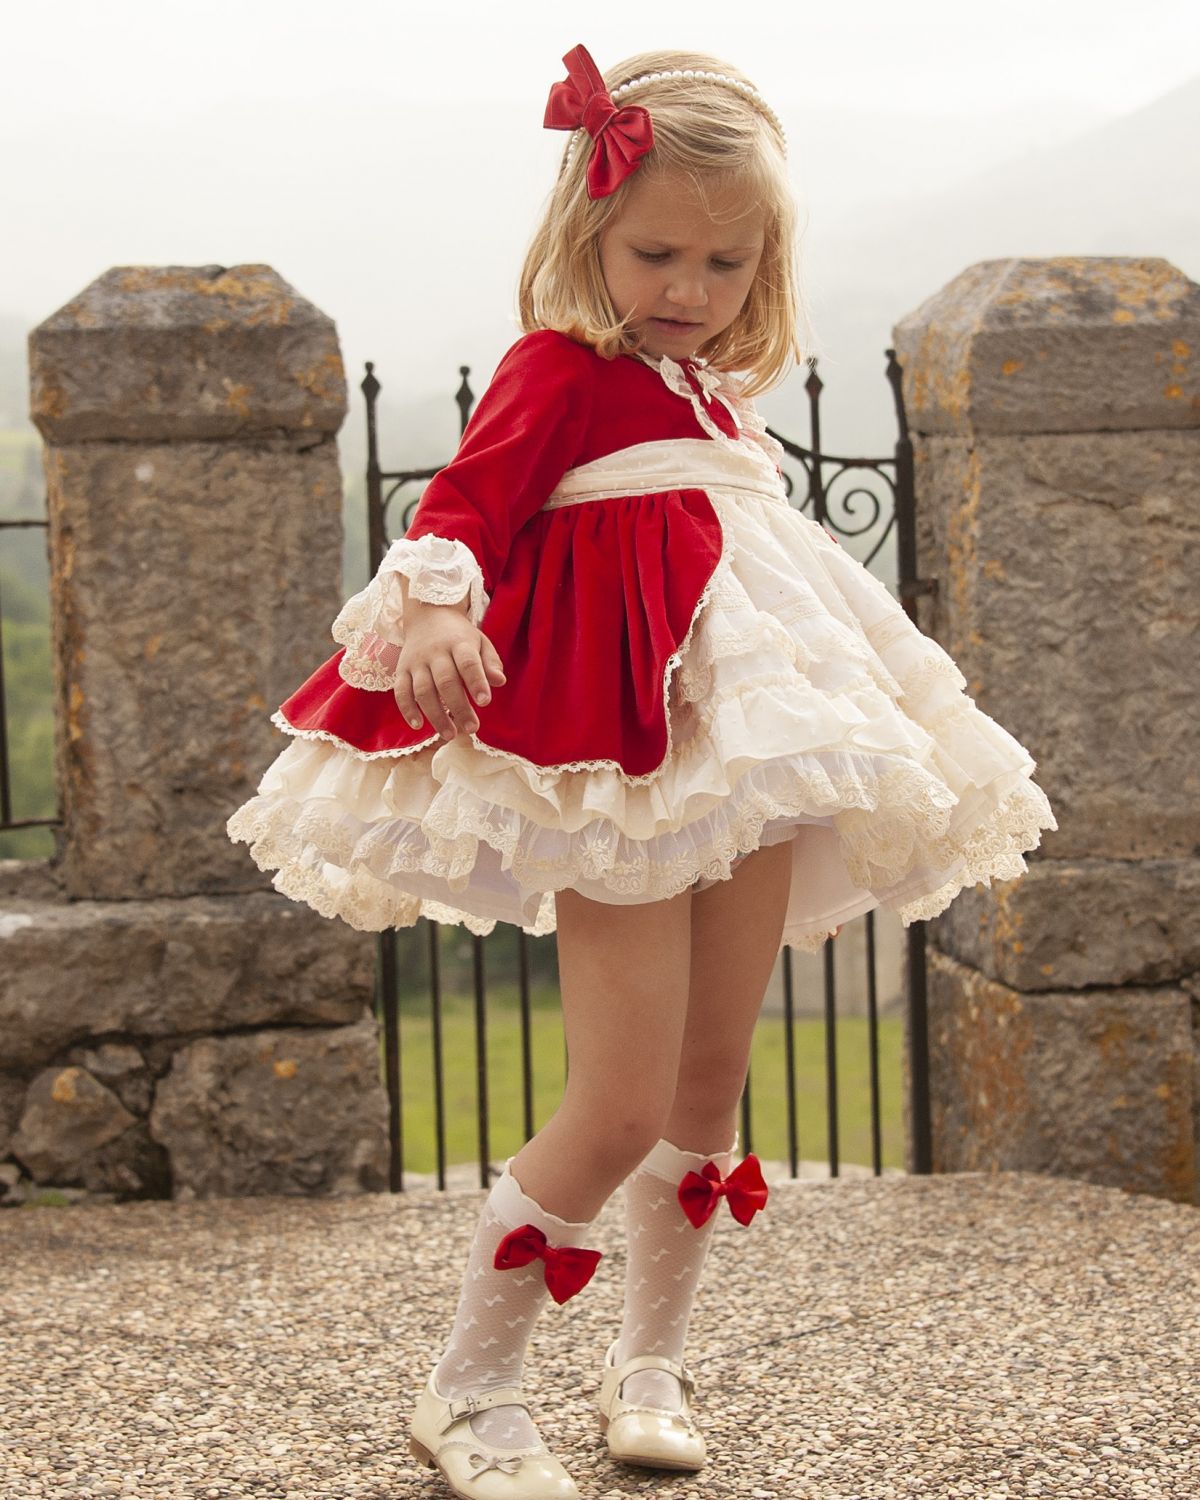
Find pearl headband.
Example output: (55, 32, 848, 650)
(560, 64, 788, 178)
(612, 70, 787, 148)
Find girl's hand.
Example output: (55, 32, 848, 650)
(394, 598, 506, 740)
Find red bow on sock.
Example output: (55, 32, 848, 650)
(678, 1154, 769, 1228)
(543, 43, 654, 200)
(493, 1223, 603, 1305)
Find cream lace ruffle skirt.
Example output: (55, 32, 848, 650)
(226, 441, 1057, 954)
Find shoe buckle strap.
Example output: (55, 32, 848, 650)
(614, 1351, 699, 1399)
(441, 1387, 530, 1432)
(444, 1394, 479, 1426)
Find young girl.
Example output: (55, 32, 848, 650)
(227, 42, 1057, 1500)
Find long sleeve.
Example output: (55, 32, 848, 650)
(332, 331, 596, 691)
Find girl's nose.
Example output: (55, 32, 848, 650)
(666, 274, 708, 308)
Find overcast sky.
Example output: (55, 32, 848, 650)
(5, 0, 1198, 463)
(6, 0, 1197, 119)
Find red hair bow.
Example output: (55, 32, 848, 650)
(493, 1223, 603, 1304)
(678, 1153, 769, 1228)
(544, 42, 654, 200)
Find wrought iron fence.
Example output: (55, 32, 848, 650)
(361, 349, 938, 1192)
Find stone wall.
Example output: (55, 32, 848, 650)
(2, 266, 388, 1204)
(893, 256, 1200, 1203)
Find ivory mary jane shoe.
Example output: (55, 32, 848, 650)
(409, 1368, 581, 1500)
(596, 1337, 707, 1471)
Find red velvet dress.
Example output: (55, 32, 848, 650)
(227, 329, 1057, 950)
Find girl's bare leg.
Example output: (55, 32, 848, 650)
(508, 880, 695, 1222)
(665, 836, 794, 1147)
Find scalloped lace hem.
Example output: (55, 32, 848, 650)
(225, 753, 1057, 952)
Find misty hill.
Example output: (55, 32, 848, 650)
(800, 77, 1200, 396)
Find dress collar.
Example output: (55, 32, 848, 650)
(625, 347, 786, 470)
(631, 348, 743, 445)
(632, 349, 724, 401)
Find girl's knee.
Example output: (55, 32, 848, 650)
(614, 1108, 673, 1155)
(560, 1098, 671, 1169)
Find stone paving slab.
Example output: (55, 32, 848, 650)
(1, 1169, 1197, 1500)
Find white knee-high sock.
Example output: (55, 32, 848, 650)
(613, 1132, 740, 1413)
(433, 1157, 604, 1450)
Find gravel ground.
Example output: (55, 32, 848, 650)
(1, 1168, 1197, 1500)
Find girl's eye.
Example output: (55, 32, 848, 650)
(633, 250, 745, 271)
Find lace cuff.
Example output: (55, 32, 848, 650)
(330, 534, 490, 691)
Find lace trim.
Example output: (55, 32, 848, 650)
(895, 779, 1057, 924)
(226, 758, 932, 916)
(671, 560, 907, 713)
(226, 758, 1056, 948)
(865, 611, 917, 653)
(227, 792, 549, 937)
(703, 367, 788, 471)
(279, 858, 554, 939)
(897, 654, 969, 703)
(262, 841, 833, 944)
(270, 707, 441, 758)
(330, 535, 490, 692)
(635, 352, 749, 456)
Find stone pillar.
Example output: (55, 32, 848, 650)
(1, 266, 388, 1204)
(29, 263, 348, 897)
(893, 257, 1200, 1203)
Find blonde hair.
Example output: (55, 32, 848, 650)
(517, 49, 811, 398)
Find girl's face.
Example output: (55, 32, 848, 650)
(598, 167, 766, 362)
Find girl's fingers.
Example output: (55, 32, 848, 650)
(451, 643, 498, 716)
(392, 674, 424, 730)
(430, 655, 482, 737)
(401, 636, 504, 738)
(410, 668, 456, 738)
(478, 633, 507, 687)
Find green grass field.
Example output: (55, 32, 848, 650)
(382, 983, 907, 1178)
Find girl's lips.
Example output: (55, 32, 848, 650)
(651, 317, 702, 331)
